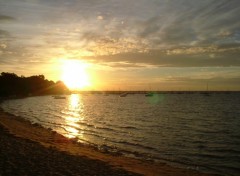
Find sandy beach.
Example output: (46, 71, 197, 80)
(0, 107, 218, 176)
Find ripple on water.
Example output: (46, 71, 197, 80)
(1, 93, 240, 176)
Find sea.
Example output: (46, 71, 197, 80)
(1, 92, 240, 176)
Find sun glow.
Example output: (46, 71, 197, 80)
(64, 94, 85, 139)
(61, 59, 91, 90)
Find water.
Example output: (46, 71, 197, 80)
(1, 93, 240, 176)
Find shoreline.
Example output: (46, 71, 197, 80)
(0, 107, 218, 176)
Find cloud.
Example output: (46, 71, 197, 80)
(0, 15, 14, 39)
(82, 43, 240, 67)
(0, 14, 15, 21)
(138, 16, 162, 38)
(0, 29, 10, 38)
(1, 0, 240, 70)
(0, 43, 7, 49)
(128, 0, 240, 49)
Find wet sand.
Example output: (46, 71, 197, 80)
(0, 108, 218, 176)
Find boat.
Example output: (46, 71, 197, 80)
(145, 84, 154, 97)
(145, 92, 154, 97)
(119, 92, 128, 97)
(53, 95, 66, 99)
(202, 83, 211, 96)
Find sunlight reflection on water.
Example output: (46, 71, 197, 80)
(64, 94, 83, 138)
(2, 93, 240, 176)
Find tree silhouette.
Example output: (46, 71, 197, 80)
(0, 72, 69, 97)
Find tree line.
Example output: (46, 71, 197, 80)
(0, 72, 69, 97)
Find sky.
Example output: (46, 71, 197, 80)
(0, 0, 240, 91)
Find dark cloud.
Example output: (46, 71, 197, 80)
(83, 45, 240, 67)
(0, 29, 10, 37)
(0, 14, 15, 21)
(0, 15, 14, 39)
(138, 16, 162, 38)
(101, 62, 146, 68)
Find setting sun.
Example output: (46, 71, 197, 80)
(61, 59, 91, 90)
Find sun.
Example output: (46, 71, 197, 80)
(61, 59, 91, 90)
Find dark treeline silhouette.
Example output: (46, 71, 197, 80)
(0, 72, 69, 97)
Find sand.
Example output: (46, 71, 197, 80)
(0, 107, 218, 176)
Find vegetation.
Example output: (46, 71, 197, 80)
(0, 72, 69, 97)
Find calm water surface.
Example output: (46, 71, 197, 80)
(2, 93, 240, 176)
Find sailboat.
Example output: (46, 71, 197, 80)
(203, 83, 210, 96)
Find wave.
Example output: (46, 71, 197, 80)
(119, 126, 138, 130)
(2, 93, 240, 176)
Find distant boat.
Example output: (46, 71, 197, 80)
(145, 84, 154, 97)
(53, 95, 66, 99)
(145, 92, 154, 97)
(119, 92, 128, 97)
(203, 83, 210, 96)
